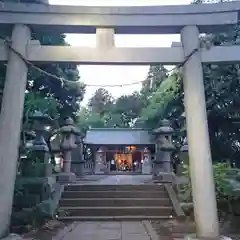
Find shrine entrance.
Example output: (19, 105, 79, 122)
(105, 146, 143, 172)
(114, 153, 133, 172)
(105, 146, 148, 173)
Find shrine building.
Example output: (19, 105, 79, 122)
(84, 128, 166, 174)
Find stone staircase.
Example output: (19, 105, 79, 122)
(57, 184, 176, 221)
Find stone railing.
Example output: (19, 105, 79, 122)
(84, 162, 94, 175)
(164, 183, 185, 220)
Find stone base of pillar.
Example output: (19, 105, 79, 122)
(56, 172, 76, 183)
(1, 234, 23, 240)
(142, 162, 152, 174)
(94, 162, 106, 174)
(152, 172, 176, 183)
(175, 235, 230, 240)
(71, 161, 85, 177)
(152, 162, 163, 176)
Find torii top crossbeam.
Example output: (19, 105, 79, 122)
(0, 1, 240, 34)
(0, 1, 240, 64)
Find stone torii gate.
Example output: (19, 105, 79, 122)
(0, 1, 240, 239)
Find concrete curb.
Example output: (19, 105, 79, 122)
(169, 235, 233, 240)
(52, 222, 79, 240)
(1, 234, 24, 240)
(142, 221, 159, 240)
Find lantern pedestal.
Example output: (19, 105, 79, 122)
(71, 138, 85, 177)
(94, 160, 106, 174)
(152, 120, 175, 181)
(152, 158, 163, 178)
(1, 233, 23, 240)
(94, 148, 106, 174)
(71, 160, 85, 177)
(142, 161, 152, 174)
(56, 172, 76, 183)
(57, 117, 82, 183)
(153, 172, 176, 183)
(142, 147, 152, 174)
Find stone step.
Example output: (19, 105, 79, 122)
(59, 206, 174, 217)
(171, 233, 196, 239)
(57, 215, 173, 221)
(170, 224, 196, 238)
(171, 225, 196, 233)
(59, 197, 172, 207)
(62, 190, 168, 199)
(64, 184, 165, 192)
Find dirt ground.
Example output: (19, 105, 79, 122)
(22, 220, 71, 240)
(151, 217, 240, 240)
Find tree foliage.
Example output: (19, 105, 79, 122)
(0, 0, 85, 126)
(76, 0, 240, 166)
(78, 89, 145, 130)
(140, 71, 183, 129)
(180, 163, 236, 203)
(88, 88, 113, 117)
(137, 0, 240, 164)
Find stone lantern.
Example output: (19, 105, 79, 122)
(181, 137, 188, 149)
(152, 119, 175, 182)
(180, 137, 189, 165)
(71, 131, 85, 177)
(57, 117, 79, 182)
(142, 147, 152, 174)
(94, 147, 105, 174)
(178, 137, 189, 175)
(24, 110, 53, 177)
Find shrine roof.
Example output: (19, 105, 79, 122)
(84, 128, 154, 145)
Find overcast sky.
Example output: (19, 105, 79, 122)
(49, 0, 192, 105)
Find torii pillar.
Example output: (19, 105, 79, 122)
(181, 25, 219, 239)
(0, 24, 30, 238)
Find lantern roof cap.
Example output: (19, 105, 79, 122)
(59, 117, 81, 135)
(30, 136, 49, 152)
(97, 147, 104, 153)
(65, 117, 74, 125)
(153, 119, 173, 135)
(28, 110, 52, 124)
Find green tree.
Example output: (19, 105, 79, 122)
(139, 70, 183, 129)
(141, 65, 168, 104)
(29, 34, 85, 121)
(138, 0, 240, 165)
(0, 0, 85, 124)
(113, 92, 145, 127)
(88, 88, 113, 117)
(77, 107, 106, 131)
(193, 0, 240, 164)
(79, 90, 146, 129)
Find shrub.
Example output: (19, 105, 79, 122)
(179, 163, 239, 213)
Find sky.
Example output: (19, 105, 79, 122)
(49, 0, 192, 105)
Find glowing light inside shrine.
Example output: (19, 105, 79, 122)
(126, 146, 136, 151)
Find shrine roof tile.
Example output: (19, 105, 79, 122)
(84, 128, 154, 145)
